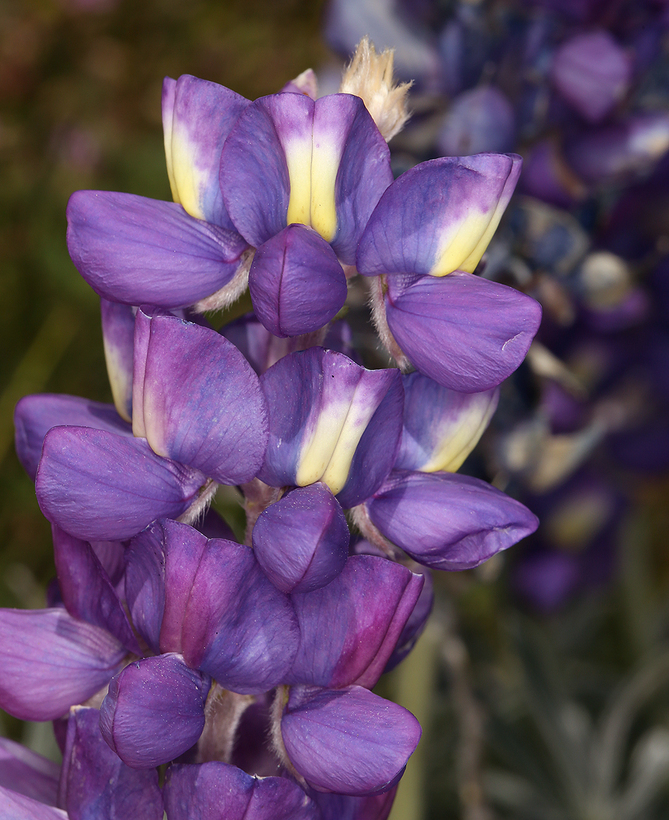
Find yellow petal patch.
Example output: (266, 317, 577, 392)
(429, 209, 493, 276)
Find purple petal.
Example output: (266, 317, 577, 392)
(59, 707, 163, 819)
(125, 524, 167, 654)
(281, 685, 421, 795)
(52, 525, 139, 653)
(35, 426, 206, 541)
(551, 31, 631, 123)
(438, 86, 516, 156)
(14, 394, 129, 482)
(0, 608, 125, 721)
(366, 471, 539, 570)
(101, 299, 135, 422)
(0, 739, 59, 806)
(248, 225, 347, 337)
(132, 310, 268, 485)
(0, 787, 67, 819)
(357, 154, 521, 277)
(312, 789, 397, 820)
(99, 654, 211, 768)
(164, 762, 318, 820)
(288, 555, 423, 689)
(384, 271, 542, 392)
(259, 348, 403, 504)
(395, 372, 498, 472)
(67, 191, 248, 308)
(181, 539, 299, 693)
(163, 74, 249, 228)
(252, 483, 349, 593)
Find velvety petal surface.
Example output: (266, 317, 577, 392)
(0, 608, 126, 721)
(181, 539, 299, 693)
(14, 394, 129, 482)
(163, 74, 249, 228)
(357, 154, 521, 277)
(312, 789, 397, 820)
(132, 310, 268, 484)
(384, 271, 542, 392)
(259, 348, 403, 503)
(366, 471, 540, 570)
(288, 555, 423, 689)
(0, 739, 59, 807)
(281, 685, 421, 795)
(125, 524, 167, 654)
(395, 372, 499, 472)
(248, 225, 347, 337)
(101, 299, 135, 422)
(36, 426, 207, 541)
(100, 654, 211, 768)
(59, 707, 163, 820)
(67, 191, 248, 307)
(164, 762, 318, 820)
(252, 483, 349, 593)
(52, 525, 139, 653)
(0, 787, 67, 819)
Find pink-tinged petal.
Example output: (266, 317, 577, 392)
(366, 471, 539, 570)
(14, 394, 129, 481)
(164, 762, 318, 820)
(0, 608, 125, 721)
(357, 154, 521, 277)
(67, 191, 248, 308)
(396, 372, 498, 472)
(259, 348, 403, 505)
(288, 555, 423, 689)
(163, 75, 249, 228)
(385, 271, 542, 392)
(100, 654, 211, 769)
(36, 426, 206, 541)
(52, 525, 139, 653)
(101, 299, 135, 422)
(248, 225, 347, 338)
(281, 685, 421, 795)
(0, 739, 59, 807)
(252, 483, 349, 594)
(0, 787, 67, 819)
(132, 310, 268, 485)
(59, 707, 163, 820)
(551, 31, 631, 123)
(181, 539, 299, 693)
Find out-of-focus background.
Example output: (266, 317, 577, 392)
(4, 1, 669, 818)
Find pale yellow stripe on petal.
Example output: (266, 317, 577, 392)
(457, 200, 507, 273)
(429, 210, 492, 276)
(419, 398, 497, 473)
(285, 134, 314, 228)
(170, 125, 206, 220)
(310, 139, 339, 243)
(163, 92, 179, 204)
(103, 344, 132, 424)
(295, 397, 351, 487)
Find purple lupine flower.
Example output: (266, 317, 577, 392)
(16, 310, 268, 541)
(357, 154, 543, 392)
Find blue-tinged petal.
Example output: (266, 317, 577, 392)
(181, 539, 299, 693)
(132, 310, 268, 485)
(366, 471, 539, 570)
(52, 525, 139, 653)
(288, 555, 423, 689)
(164, 762, 318, 820)
(357, 154, 521, 277)
(252, 483, 349, 593)
(248, 225, 347, 338)
(99, 654, 210, 769)
(312, 788, 397, 820)
(36, 426, 207, 541)
(14, 394, 129, 482)
(395, 372, 498, 472)
(125, 524, 167, 654)
(438, 86, 516, 157)
(0, 608, 125, 721)
(384, 271, 542, 392)
(259, 348, 402, 501)
(281, 685, 421, 795)
(0, 739, 59, 807)
(0, 787, 67, 819)
(101, 299, 135, 423)
(163, 74, 249, 228)
(59, 707, 163, 819)
(67, 191, 248, 308)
